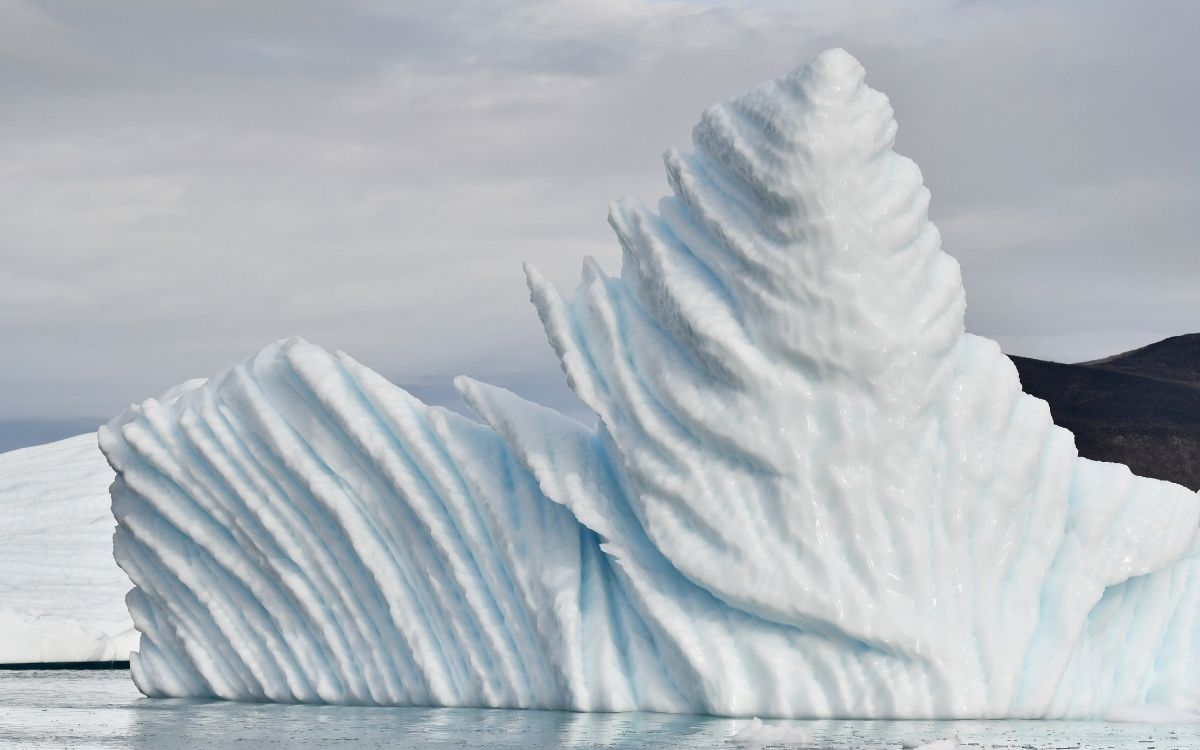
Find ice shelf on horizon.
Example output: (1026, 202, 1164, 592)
(100, 49, 1200, 718)
(0, 434, 135, 663)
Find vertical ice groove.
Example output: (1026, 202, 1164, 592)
(117, 528, 213, 697)
(267, 358, 422, 704)
(102, 48, 1200, 717)
(275, 348, 496, 703)
(172, 411, 322, 700)
(111, 417, 293, 699)
(208, 393, 384, 702)
(222, 363, 388, 703)
(350, 384, 537, 705)
(113, 489, 261, 699)
(378, 409, 526, 702)
(276, 357, 493, 705)
(429, 414, 563, 704)
(182, 396, 356, 701)
(289, 370, 478, 704)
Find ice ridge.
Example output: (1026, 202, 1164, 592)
(100, 49, 1200, 718)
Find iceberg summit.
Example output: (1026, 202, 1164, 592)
(99, 49, 1200, 718)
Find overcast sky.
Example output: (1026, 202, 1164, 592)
(2, 0, 1198, 428)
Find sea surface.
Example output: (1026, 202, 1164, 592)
(1, 670, 1198, 749)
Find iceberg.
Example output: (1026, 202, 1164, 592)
(99, 49, 1200, 718)
(0, 434, 135, 663)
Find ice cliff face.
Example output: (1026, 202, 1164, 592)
(99, 49, 1200, 718)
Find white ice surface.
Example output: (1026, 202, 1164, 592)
(100, 49, 1200, 717)
(0, 434, 134, 663)
(727, 718, 813, 745)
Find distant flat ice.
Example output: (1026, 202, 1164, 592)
(0, 434, 134, 663)
(100, 49, 1200, 717)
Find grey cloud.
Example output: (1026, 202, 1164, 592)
(1, 0, 1197, 425)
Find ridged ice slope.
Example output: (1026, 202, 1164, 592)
(100, 49, 1200, 718)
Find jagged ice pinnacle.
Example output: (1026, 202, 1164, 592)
(99, 49, 1200, 718)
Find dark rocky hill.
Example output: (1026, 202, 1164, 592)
(1009, 334, 1200, 491)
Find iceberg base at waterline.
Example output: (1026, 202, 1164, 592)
(100, 49, 1200, 718)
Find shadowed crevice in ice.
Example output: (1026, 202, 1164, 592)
(100, 49, 1200, 718)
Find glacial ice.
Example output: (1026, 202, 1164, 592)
(727, 718, 813, 746)
(0, 434, 135, 663)
(99, 49, 1200, 717)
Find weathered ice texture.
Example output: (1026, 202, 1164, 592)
(100, 50, 1200, 718)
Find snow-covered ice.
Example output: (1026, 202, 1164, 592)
(0, 434, 134, 663)
(100, 49, 1200, 717)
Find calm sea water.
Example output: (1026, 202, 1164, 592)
(1, 670, 1198, 749)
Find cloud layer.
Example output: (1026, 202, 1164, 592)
(2, 0, 1198, 420)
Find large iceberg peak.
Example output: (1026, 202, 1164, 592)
(676, 47, 961, 376)
(524, 48, 987, 651)
(100, 49, 1200, 719)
